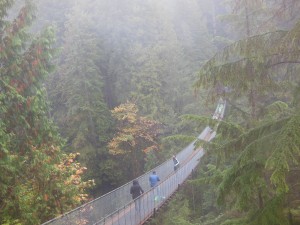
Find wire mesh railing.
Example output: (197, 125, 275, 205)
(42, 99, 226, 225)
(94, 147, 207, 225)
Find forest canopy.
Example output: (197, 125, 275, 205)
(1, 0, 300, 224)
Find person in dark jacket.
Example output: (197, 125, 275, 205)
(130, 180, 144, 212)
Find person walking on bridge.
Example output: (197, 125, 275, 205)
(149, 171, 160, 188)
(130, 180, 144, 213)
(149, 171, 162, 204)
(173, 155, 180, 171)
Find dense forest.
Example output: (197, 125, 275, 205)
(0, 0, 300, 224)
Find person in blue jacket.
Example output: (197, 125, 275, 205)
(149, 171, 160, 188)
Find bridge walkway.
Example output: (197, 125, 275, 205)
(42, 99, 226, 225)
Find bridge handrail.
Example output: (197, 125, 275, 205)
(42, 98, 226, 225)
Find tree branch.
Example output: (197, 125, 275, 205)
(268, 61, 300, 68)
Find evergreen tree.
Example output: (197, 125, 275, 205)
(34, 0, 73, 42)
(91, 0, 134, 109)
(194, 0, 300, 123)
(47, 1, 118, 196)
(0, 1, 92, 224)
(191, 1, 300, 224)
(127, 0, 186, 127)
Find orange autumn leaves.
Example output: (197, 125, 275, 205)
(108, 102, 161, 156)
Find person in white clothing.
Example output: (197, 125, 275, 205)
(173, 155, 180, 171)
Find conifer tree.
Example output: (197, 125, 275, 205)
(47, 1, 118, 196)
(192, 1, 300, 224)
(0, 1, 91, 224)
(194, 0, 300, 123)
(128, 1, 182, 126)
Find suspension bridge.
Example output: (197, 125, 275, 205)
(42, 99, 226, 225)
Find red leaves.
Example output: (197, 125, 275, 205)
(26, 97, 32, 108)
(9, 78, 27, 94)
(9, 5, 31, 35)
(31, 59, 39, 67)
(44, 194, 49, 201)
(36, 46, 42, 56)
(10, 79, 21, 88)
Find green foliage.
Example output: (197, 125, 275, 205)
(46, 1, 117, 196)
(0, 1, 15, 20)
(189, 164, 224, 187)
(265, 113, 300, 194)
(162, 135, 196, 146)
(109, 102, 161, 178)
(161, 134, 197, 159)
(220, 217, 247, 225)
(264, 101, 291, 121)
(200, 91, 300, 225)
(213, 109, 299, 219)
(163, 101, 300, 225)
(0, 1, 91, 224)
(194, 30, 290, 120)
(36, 0, 219, 195)
(220, 0, 274, 38)
(21, 0, 300, 224)
(157, 2, 300, 224)
(150, 194, 194, 225)
(249, 195, 288, 225)
(194, 8, 300, 121)
(180, 114, 217, 128)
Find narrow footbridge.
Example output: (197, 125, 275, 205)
(42, 99, 226, 225)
